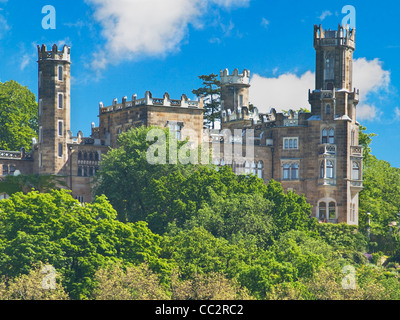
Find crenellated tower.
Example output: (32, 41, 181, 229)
(37, 44, 71, 175)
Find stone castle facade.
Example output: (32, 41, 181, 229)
(0, 24, 363, 225)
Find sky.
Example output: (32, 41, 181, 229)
(0, 0, 399, 167)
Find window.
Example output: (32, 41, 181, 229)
(322, 129, 328, 144)
(283, 137, 299, 150)
(58, 65, 63, 81)
(78, 167, 83, 177)
(320, 161, 325, 179)
(39, 99, 42, 116)
(319, 202, 327, 221)
(239, 94, 243, 107)
(39, 71, 43, 88)
(326, 160, 334, 179)
(58, 120, 63, 136)
(169, 122, 183, 140)
(39, 153, 42, 168)
(252, 161, 257, 176)
(352, 162, 360, 180)
(95, 152, 99, 161)
(244, 161, 251, 174)
(326, 104, 331, 115)
(282, 162, 300, 180)
(329, 129, 335, 144)
(58, 93, 63, 109)
(291, 163, 299, 180)
(78, 151, 82, 160)
(39, 127, 43, 144)
(58, 143, 63, 157)
(283, 164, 290, 180)
(329, 202, 336, 220)
(351, 130, 355, 146)
(257, 161, 263, 179)
(2, 165, 8, 176)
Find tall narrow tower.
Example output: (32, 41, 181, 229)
(37, 44, 71, 175)
(220, 68, 250, 113)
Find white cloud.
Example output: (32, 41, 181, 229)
(319, 10, 332, 21)
(0, 14, 9, 39)
(249, 58, 391, 121)
(86, 0, 250, 69)
(261, 17, 269, 29)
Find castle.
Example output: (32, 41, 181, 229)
(0, 24, 363, 225)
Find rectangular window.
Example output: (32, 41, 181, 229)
(58, 93, 63, 109)
(283, 138, 299, 150)
(58, 65, 63, 81)
(239, 94, 243, 107)
(58, 120, 63, 136)
(39, 71, 43, 88)
(39, 126, 43, 144)
(2, 165, 8, 176)
(39, 153, 42, 168)
(58, 143, 63, 157)
(39, 99, 43, 116)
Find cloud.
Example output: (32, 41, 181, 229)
(261, 17, 269, 29)
(319, 10, 332, 21)
(86, 0, 250, 70)
(249, 58, 391, 121)
(0, 14, 9, 39)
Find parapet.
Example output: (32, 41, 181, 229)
(313, 24, 355, 50)
(220, 68, 250, 86)
(37, 44, 71, 62)
(99, 91, 203, 114)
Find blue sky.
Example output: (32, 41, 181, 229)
(0, 0, 399, 167)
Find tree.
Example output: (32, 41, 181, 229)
(0, 189, 169, 299)
(0, 80, 38, 152)
(94, 126, 200, 222)
(192, 74, 221, 129)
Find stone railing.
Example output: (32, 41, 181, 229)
(350, 146, 363, 157)
(318, 178, 336, 186)
(0, 150, 22, 159)
(319, 144, 337, 155)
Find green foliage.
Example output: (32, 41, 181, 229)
(0, 80, 38, 152)
(94, 125, 201, 222)
(0, 174, 68, 195)
(0, 189, 168, 299)
(192, 73, 221, 129)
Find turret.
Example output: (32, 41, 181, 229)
(37, 44, 71, 175)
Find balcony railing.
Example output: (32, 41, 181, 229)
(350, 180, 363, 188)
(318, 178, 336, 186)
(350, 146, 363, 157)
(319, 144, 336, 155)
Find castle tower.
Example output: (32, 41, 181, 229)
(220, 68, 250, 113)
(308, 25, 362, 225)
(37, 44, 71, 175)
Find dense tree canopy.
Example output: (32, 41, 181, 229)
(0, 80, 38, 152)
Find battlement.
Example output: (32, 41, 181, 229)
(314, 24, 355, 50)
(99, 91, 203, 114)
(220, 68, 250, 86)
(37, 44, 71, 62)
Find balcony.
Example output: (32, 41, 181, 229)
(318, 178, 336, 186)
(319, 144, 336, 155)
(350, 146, 363, 157)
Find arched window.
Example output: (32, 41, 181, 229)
(244, 161, 250, 174)
(78, 151, 82, 160)
(283, 164, 290, 180)
(95, 152, 99, 161)
(78, 167, 82, 177)
(352, 162, 360, 180)
(220, 158, 225, 166)
(326, 160, 334, 179)
(89, 152, 93, 161)
(351, 130, 355, 146)
(319, 202, 327, 221)
(84, 152, 88, 161)
(252, 161, 257, 176)
(83, 167, 88, 177)
(326, 104, 331, 115)
(291, 163, 299, 180)
(329, 202, 336, 220)
(257, 161, 263, 179)
(329, 129, 335, 144)
(322, 129, 328, 144)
